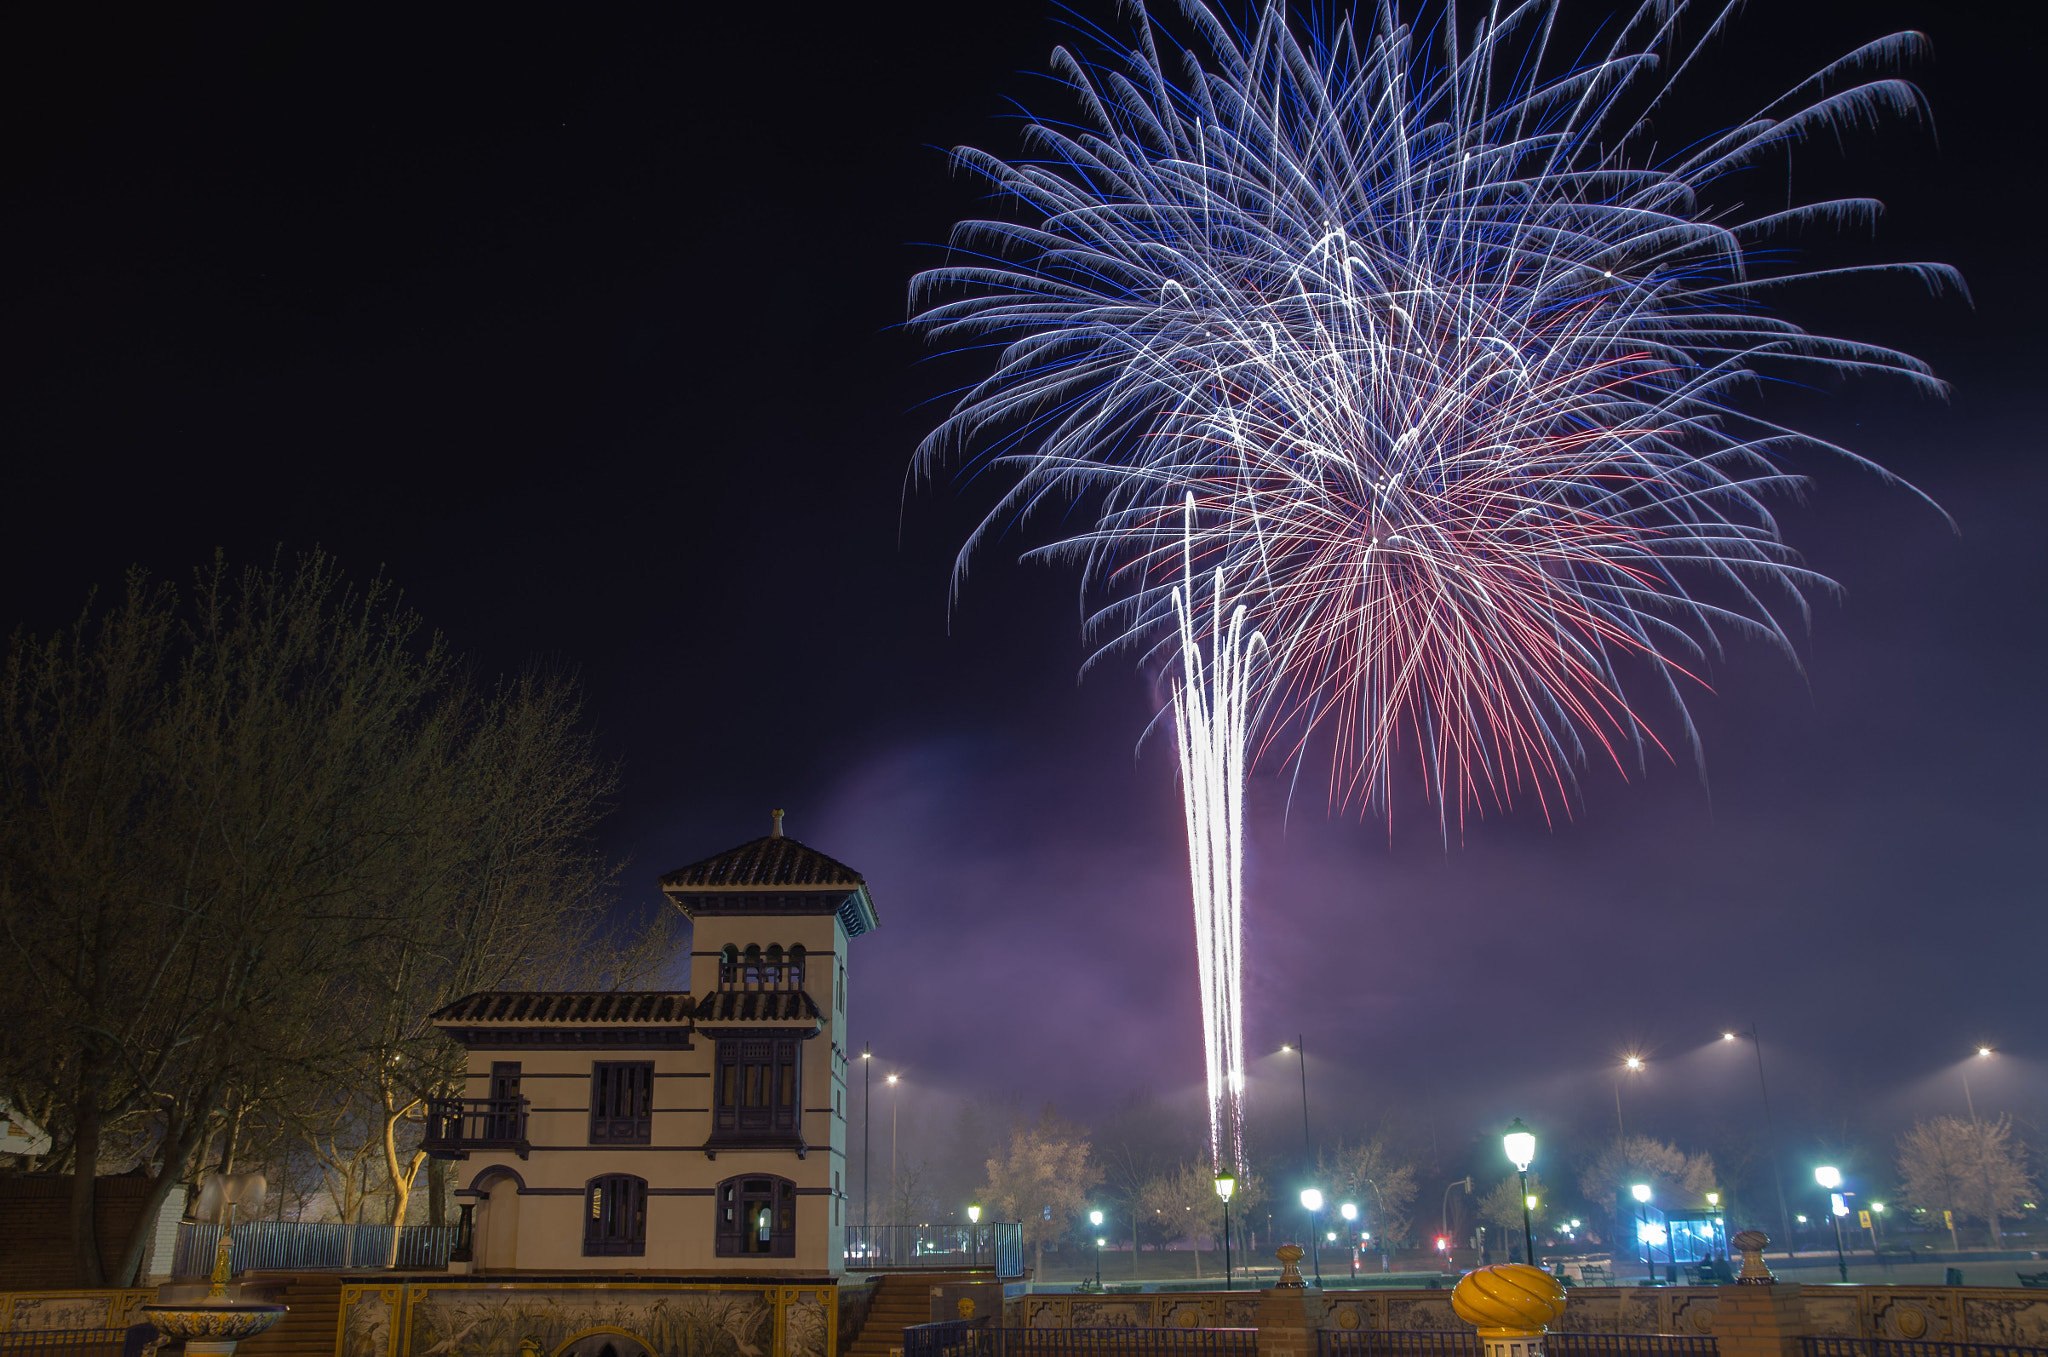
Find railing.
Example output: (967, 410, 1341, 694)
(0, 1328, 156, 1357)
(905, 1324, 1257, 1357)
(1803, 1341, 2048, 1357)
(1319, 1334, 1719, 1357)
(171, 1220, 459, 1275)
(422, 1096, 529, 1159)
(844, 1224, 1025, 1276)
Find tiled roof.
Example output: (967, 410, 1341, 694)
(692, 990, 825, 1025)
(431, 992, 693, 1025)
(660, 834, 865, 891)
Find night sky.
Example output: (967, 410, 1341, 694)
(3, 0, 2042, 1196)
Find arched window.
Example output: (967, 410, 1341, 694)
(715, 1174, 796, 1258)
(585, 1174, 647, 1257)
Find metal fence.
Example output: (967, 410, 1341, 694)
(1803, 1341, 2048, 1357)
(905, 1324, 1257, 1357)
(171, 1220, 459, 1275)
(844, 1224, 1025, 1276)
(1319, 1333, 1719, 1357)
(0, 1327, 157, 1357)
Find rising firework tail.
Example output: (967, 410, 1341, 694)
(912, 0, 1959, 830)
(1171, 495, 1261, 1171)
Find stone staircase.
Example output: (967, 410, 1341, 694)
(229, 1272, 346, 1357)
(845, 1274, 982, 1357)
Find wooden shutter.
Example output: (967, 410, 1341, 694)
(590, 1062, 653, 1144)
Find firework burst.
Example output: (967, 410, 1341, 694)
(912, 0, 1959, 826)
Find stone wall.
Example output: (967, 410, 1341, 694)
(338, 1277, 849, 1357)
(1002, 1283, 2048, 1345)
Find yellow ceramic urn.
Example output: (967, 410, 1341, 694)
(1451, 1264, 1568, 1357)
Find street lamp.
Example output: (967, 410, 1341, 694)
(861, 1045, 873, 1230)
(1090, 1209, 1105, 1288)
(1720, 1025, 1795, 1252)
(1341, 1203, 1358, 1278)
(1504, 1118, 1537, 1267)
(1283, 1039, 1313, 1187)
(1964, 1047, 2001, 1250)
(1615, 1057, 1646, 1167)
(1215, 1174, 1237, 1290)
(887, 1073, 901, 1202)
(968, 1202, 982, 1270)
(1631, 1184, 1653, 1283)
(1815, 1167, 1848, 1282)
(1301, 1188, 1325, 1286)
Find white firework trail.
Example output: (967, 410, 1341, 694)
(1171, 499, 1264, 1174)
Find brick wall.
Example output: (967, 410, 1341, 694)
(0, 1176, 175, 1288)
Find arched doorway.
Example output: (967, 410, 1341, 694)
(469, 1166, 524, 1273)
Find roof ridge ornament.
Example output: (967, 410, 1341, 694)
(771, 809, 784, 838)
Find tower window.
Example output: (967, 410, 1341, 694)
(712, 1038, 802, 1139)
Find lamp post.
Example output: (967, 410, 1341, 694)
(1215, 1174, 1237, 1290)
(1341, 1203, 1358, 1278)
(1964, 1047, 2001, 1250)
(1721, 1026, 1795, 1251)
(861, 1045, 872, 1230)
(1090, 1209, 1105, 1289)
(1504, 1119, 1537, 1267)
(1282, 1039, 1313, 1181)
(1301, 1188, 1324, 1286)
(887, 1073, 901, 1205)
(969, 1202, 982, 1270)
(1631, 1184, 1654, 1283)
(1816, 1167, 1848, 1283)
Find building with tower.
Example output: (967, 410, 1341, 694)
(424, 810, 877, 1275)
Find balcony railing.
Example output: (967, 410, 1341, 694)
(844, 1224, 1025, 1276)
(172, 1220, 460, 1275)
(422, 1096, 529, 1160)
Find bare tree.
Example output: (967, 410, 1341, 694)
(0, 555, 650, 1283)
(1477, 1173, 1547, 1261)
(1898, 1116, 2036, 1252)
(1578, 1136, 1717, 1238)
(980, 1106, 1100, 1281)
(1320, 1137, 1418, 1247)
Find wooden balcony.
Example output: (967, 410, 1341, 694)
(422, 1096, 529, 1161)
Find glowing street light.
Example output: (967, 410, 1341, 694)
(1504, 1118, 1537, 1266)
(1301, 1188, 1325, 1286)
(1632, 1184, 1652, 1203)
(1089, 1209, 1105, 1288)
(1815, 1167, 1848, 1282)
(1340, 1202, 1359, 1278)
(1215, 1174, 1236, 1290)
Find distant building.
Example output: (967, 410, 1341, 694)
(425, 811, 877, 1275)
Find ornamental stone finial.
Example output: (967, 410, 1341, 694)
(1732, 1230, 1776, 1285)
(1275, 1243, 1306, 1288)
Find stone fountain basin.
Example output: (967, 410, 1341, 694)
(140, 1302, 288, 1343)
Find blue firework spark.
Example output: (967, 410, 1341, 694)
(911, 0, 1960, 823)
